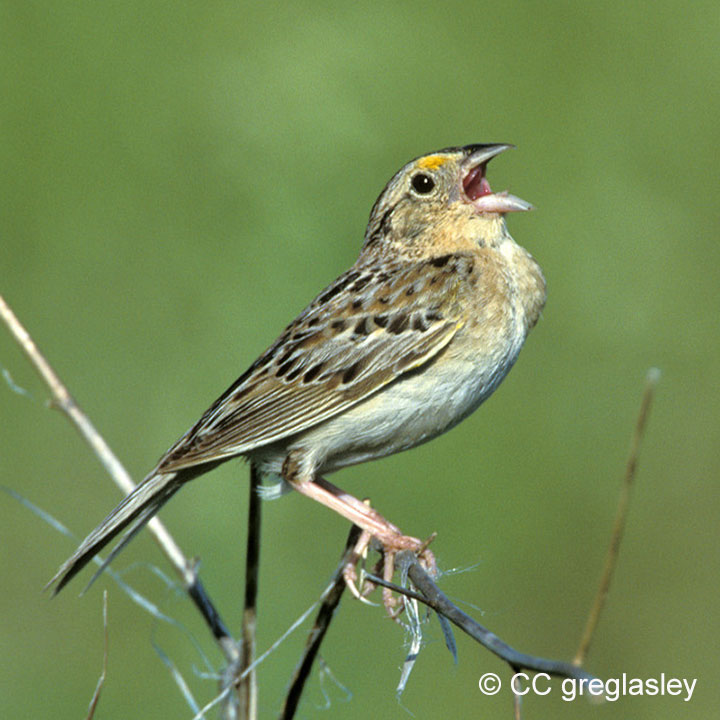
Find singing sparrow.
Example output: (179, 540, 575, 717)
(49, 144, 546, 594)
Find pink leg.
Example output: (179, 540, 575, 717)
(282, 453, 437, 614)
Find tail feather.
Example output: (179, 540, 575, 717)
(80, 494, 177, 594)
(47, 470, 182, 595)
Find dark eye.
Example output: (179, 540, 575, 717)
(411, 173, 435, 195)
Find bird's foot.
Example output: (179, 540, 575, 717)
(342, 525, 437, 618)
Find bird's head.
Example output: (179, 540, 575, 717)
(363, 144, 532, 257)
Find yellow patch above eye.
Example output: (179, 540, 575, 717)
(416, 155, 447, 171)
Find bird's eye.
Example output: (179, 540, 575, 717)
(411, 173, 435, 195)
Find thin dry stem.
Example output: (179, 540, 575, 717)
(234, 464, 262, 720)
(0, 295, 241, 669)
(85, 590, 109, 720)
(573, 368, 660, 666)
(0, 295, 191, 585)
(280, 523, 363, 720)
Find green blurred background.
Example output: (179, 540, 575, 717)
(2, 2, 718, 718)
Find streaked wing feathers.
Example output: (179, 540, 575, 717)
(158, 255, 469, 471)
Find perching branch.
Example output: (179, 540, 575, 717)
(271, 370, 662, 711)
(366, 555, 595, 684)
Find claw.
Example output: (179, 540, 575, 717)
(343, 569, 378, 606)
(343, 528, 381, 606)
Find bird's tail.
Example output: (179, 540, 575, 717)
(47, 469, 185, 595)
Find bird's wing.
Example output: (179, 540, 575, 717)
(158, 254, 471, 472)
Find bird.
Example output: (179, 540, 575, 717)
(48, 143, 546, 596)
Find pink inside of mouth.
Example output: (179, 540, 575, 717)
(463, 164, 493, 201)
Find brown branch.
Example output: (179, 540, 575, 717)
(573, 368, 660, 666)
(0, 294, 241, 669)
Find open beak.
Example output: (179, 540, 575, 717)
(461, 144, 533, 214)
